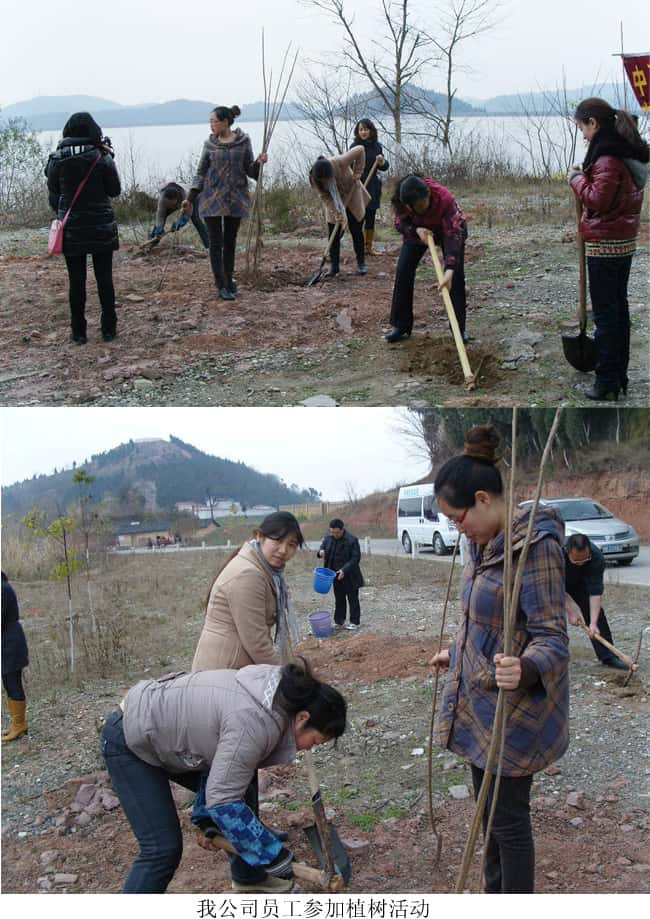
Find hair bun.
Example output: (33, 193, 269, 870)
(463, 423, 501, 463)
(230, 105, 241, 118)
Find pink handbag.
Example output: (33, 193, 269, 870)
(47, 152, 101, 256)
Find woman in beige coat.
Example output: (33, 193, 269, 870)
(309, 146, 371, 278)
(192, 511, 304, 672)
(191, 511, 305, 885)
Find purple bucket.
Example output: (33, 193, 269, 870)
(309, 609, 332, 638)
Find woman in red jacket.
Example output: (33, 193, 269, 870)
(569, 98, 648, 401)
(386, 175, 468, 343)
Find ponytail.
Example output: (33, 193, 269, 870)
(275, 658, 347, 740)
(575, 97, 649, 162)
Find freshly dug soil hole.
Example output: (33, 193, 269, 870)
(297, 632, 433, 681)
(399, 335, 503, 389)
(246, 267, 308, 291)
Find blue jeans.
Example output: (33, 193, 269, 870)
(100, 708, 199, 893)
(471, 765, 535, 893)
(587, 255, 632, 390)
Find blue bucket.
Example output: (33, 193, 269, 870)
(309, 609, 332, 638)
(313, 567, 336, 594)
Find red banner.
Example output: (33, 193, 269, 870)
(622, 55, 650, 109)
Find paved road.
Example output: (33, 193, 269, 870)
(115, 541, 650, 587)
(309, 540, 650, 588)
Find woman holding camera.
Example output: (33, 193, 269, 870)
(45, 112, 121, 344)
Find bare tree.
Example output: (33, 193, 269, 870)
(429, 0, 502, 148)
(301, 0, 438, 144)
(293, 64, 366, 154)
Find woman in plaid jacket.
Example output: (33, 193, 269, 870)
(183, 106, 267, 301)
(431, 424, 569, 893)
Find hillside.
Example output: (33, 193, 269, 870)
(1, 436, 320, 517)
(7, 80, 640, 131)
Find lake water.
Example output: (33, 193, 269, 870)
(38, 115, 586, 191)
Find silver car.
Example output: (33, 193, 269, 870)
(518, 497, 639, 566)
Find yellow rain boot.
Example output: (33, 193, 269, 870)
(364, 228, 376, 256)
(2, 698, 28, 741)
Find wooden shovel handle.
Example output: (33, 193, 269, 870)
(195, 831, 344, 892)
(575, 197, 587, 330)
(425, 233, 476, 389)
(576, 616, 636, 669)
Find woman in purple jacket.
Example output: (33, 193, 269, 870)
(431, 424, 569, 893)
(386, 175, 468, 343)
(182, 106, 267, 301)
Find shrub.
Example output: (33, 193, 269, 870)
(0, 116, 51, 227)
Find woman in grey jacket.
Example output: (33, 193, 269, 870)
(100, 660, 346, 894)
(182, 105, 267, 301)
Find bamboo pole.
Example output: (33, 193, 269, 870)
(426, 534, 461, 867)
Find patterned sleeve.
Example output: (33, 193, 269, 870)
(245, 137, 261, 181)
(192, 773, 281, 867)
(188, 143, 210, 201)
(518, 536, 569, 681)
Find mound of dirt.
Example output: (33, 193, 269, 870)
(399, 335, 503, 389)
(297, 632, 433, 681)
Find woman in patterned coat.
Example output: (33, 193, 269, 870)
(183, 106, 267, 301)
(431, 424, 569, 894)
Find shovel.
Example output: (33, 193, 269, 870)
(425, 232, 476, 390)
(303, 749, 351, 885)
(306, 159, 379, 287)
(561, 197, 597, 372)
(196, 831, 345, 892)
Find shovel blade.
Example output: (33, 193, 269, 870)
(306, 267, 324, 287)
(304, 822, 351, 886)
(562, 329, 597, 372)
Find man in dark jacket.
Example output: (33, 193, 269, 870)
(317, 519, 364, 630)
(565, 534, 627, 670)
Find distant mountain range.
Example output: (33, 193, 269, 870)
(2, 83, 639, 131)
(1, 436, 321, 518)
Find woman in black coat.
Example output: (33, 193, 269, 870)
(1, 572, 29, 742)
(350, 119, 389, 256)
(45, 112, 121, 344)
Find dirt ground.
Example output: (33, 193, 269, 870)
(2, 552, 649, 895)
(0, 214, 648, 407)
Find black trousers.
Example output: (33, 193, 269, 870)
(363, 208, 377, 231)
(327, 209, 365, 268)
(470, 765, 535, 894)
(204, 216, 241, 288)
(2, 669, 25, 701)
(587, 606, 617, 664)
(64, 251, 116, 337)
(587, 255, 632, 390)
(333, 578, 361, 626)
(389, 240, 467, 336)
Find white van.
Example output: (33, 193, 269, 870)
(397, 483, 459, 555)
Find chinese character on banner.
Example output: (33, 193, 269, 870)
(622, 55, 650, 109)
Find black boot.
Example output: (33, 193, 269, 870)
(357, 259, 367, 275)
(586, 382, 619, 402)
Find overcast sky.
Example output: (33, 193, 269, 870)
(3, 0, 648, 108)
(0, 407, 432, 500)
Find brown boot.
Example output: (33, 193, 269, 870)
(2, 698, 28, 741)
(364, 228, 376, 256)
